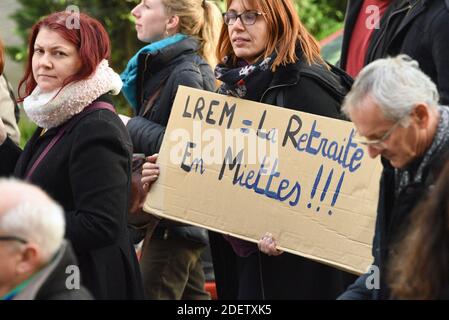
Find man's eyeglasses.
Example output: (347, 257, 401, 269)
(223, 10, 265, 26)
(0, 236, 28, 244)
(355, 119, 404, 148)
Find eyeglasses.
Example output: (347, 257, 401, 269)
(223, 10, 265, 26)
(355, 119, 404, 149)
(0, 236, 28, 244)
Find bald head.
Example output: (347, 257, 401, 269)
(0, 179, 54, 217)
(0, 178, 65, 262)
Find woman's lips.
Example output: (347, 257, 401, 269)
(233, 37, 250, 46)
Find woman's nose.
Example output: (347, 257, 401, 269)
(131, 4, 140, 18)
(231, 16, 246, 31)
(38, 53, 52, 68)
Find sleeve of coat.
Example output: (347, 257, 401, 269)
(0, 75, 20, 145)
(337, 273, 372, 300)
(65, 114, 131, 252)
(0, 136, 22, 176)
(126, 67, 205, 155)
(431, 10, 449, 106)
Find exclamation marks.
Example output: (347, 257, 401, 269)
(308, 165, 345, 215)
(320, 169, 334, 211)
(307, 165, 323, 210)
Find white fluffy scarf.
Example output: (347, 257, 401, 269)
(23, 59, 123, 129)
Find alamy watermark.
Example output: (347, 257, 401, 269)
(65, 265, 81, 290)
(168, 120, 280, 173)
(365, 265, 380, 290)
(65, 5, 80, 30)
(365, 5, 382, 30)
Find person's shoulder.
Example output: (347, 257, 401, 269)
(69, 102, 129, 143)
(422, 0, 449, 25)
(169, 54, 214, 88)
(296, 60, 352, 102)
(172, 53, 210, 74)
(431, 0, 449, 25)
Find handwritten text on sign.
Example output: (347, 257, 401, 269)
(145, 86, 380, 274)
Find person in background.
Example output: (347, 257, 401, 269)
(0, 11, 143, 299)
(121, 0, 221, 300)
(341, 0, 449, 104)
(388, 159, 449, 299)
(0, 38, 20, 145)
(340, 0, 391, 78)
(0, 178, 92, 300)
(338, 55, 449, 299)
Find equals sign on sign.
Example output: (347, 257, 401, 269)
(240, 120, 253, 134)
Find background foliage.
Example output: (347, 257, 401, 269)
(7, 0, 346, 146)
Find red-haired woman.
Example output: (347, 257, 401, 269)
(209, 0, 357, 299)
(0, 12, 143, 299)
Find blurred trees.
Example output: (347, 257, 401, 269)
(7, 0, 346, 145)
(8, 0, 346, 67)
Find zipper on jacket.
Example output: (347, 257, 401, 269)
(405, 0, 420, 17)
(367, 3, 412, 63)
(139, 54, 152, 108)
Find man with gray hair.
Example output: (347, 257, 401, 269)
(0, 178, 91, 300)
(338, 54, 449, 299)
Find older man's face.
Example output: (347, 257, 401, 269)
(0, 232, 25, 296)
(349, 96, 422, 169)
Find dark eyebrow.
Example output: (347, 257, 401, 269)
(33, 44, 70, 51)
(0, 236, 28, 244)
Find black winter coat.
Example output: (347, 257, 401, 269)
(126, 37, 216, 245)
(0, 96, 143, 300)
(341, 0, 449, 104)
(210, 55, 357, 300)
(339, 119, 449, 300)
(126, 37, 216, 156)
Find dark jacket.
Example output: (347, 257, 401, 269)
(210, 55, 357, 300)
(0, 96, 144, 300)
(127, 37, 216, 156)
(14, 241, 92, 300)
(340, 0, 372, 71)
(339, 117, 449, 300)
(126, 37, 215, 245)
(341, 0, 449, 104)
(261, 59, 351, 118)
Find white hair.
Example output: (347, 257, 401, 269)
(0, 178, 65, 263)
(342, 54, 440, 124)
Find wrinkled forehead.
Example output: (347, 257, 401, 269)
(349, 97, 393, 133)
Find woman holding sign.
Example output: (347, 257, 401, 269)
(208, 0, 357, 299)
(121, 0, 222, 299)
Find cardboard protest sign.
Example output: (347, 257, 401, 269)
(144, 86, 382, 274)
